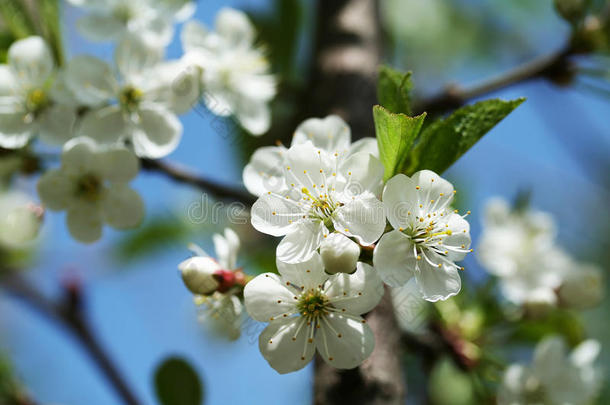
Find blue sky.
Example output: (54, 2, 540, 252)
(1, 1, 609, 404)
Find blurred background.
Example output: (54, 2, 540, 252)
(0, 0, 609, 404)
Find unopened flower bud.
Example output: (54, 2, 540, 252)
(320, 233, 360, 274)
(179, 257, 220, 295)
(558, 264, 604, 310)
(0, 193, 43, 247)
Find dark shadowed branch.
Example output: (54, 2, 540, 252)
(1, 272, 143, 405)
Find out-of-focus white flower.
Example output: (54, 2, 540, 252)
(319, 232, 361, 274)
(64, 35, 199, 158)
(558, 262, 604, 310)
(476, 198, 603, 310)
(243, 115, 378, 196)
(37, 137, 144, 243)
(0, 37, 76, 148)
(67, 0, 195, 46)
(195, 291, 243, 341)
(244, 253, 383, 373)
(498, 336, 603, 405)
(373, 171, 471, 302)
(181, 8, 276, 135)
(180, 229, 246, 340)
(0, 191, 42, 248)
(250, 141, 385, 264)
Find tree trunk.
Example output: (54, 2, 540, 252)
(309, 1, 407, 404)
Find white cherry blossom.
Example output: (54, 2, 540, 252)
(64, 35, 199, 158)
(0, 37, 76, 148)
(477, 198, 565, 307)
(37, 137, 144, 243)
(180, 229, 246, 340)
(558, 262, 604, 310)
(498, 336, 603, 405)
(67, 0, 195, 47)
(373, 171, 472, 302)
(243, 115, 379, 196)
(251, 141, 385, 264)
(244, 253, 383, 373)
(181, 8, 276, 135)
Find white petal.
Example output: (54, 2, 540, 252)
(37, 104, 77, 145)
(0, 112, 33, 149)
(391, 279, 428, 332)
(319, 233, 360, 274)
(65, 56, 117, 106)
(94, 146, 140, 183)
(333, 195, 385, 246)
(138, 16, 174, 47)
(61, 137, 97, 173)
(532, 336, 566, 378)
(146, 60, 201, 115)
(373, 230, 415, 287)
(235, 98, 271, 135)
(258, 316, 315, 374)
(244, 273, 298, 322)
(0, 65, 17, 95)
(8, 37, 54, 86)
(250, 192, 301, 237)
(67, 203, 103, 243)
(78, 105, 127, 144)
(243, 146, 286, 196)
(570, 340, 601, 368)
(284, 142, 332, 191)
(411, 170, 454, 209)
(115, 34, 163, 80)
(315, 313, 374, 369)
(291, 115, 351, 153)
(132, 105, 182, 158)
(337, 152, 385, 198)
(101, 184, 144, 229)
(49, 70, 81, 106)
(276, 221, 326, 264)
(216, 8, 255, 47)
(382, 174, 418, 230)
(442, 213, 471, 262)
(276, 252, 327, 289)
(213, 228, 240, 270)
(76, 13, 124, 42)
(181, 20, 210, 52)
(325, 262, 384, 314)
(37, 170, 74, 211)
(349, 137, 378, 157)
(415, 259, 461, 302)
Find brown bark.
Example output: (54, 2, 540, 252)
(309, 1, 407, 404)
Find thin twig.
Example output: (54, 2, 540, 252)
(140, 158, 256, 206)
(1, 272, 142, 405)
(414, 45, 575, 115)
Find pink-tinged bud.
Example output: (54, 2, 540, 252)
(213, 269, 237, 293)
(179, 257, 221, 295)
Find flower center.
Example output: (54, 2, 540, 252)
(297, 289, 330, 320)
(119, 86, 143, 111)
(75, 174, 102, 202)
(301, 187, 341, 228)
(25, 88, 48, 114)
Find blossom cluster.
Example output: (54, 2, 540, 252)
(0, 5, 276, 243)
(235, 115, 472, 373)
(477, 197, 604, 313)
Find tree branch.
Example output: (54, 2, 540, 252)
(414, 45, 576, 116)
(140, 158, 255, 206)
(1, 272, 143, 405)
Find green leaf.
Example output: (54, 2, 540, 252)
(0, 0, 37, 39)
(373, 105, 426, 181)
(377, 66, 413, 115)
(407, 98, 525, 175)
(154, 357, 204, 405)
